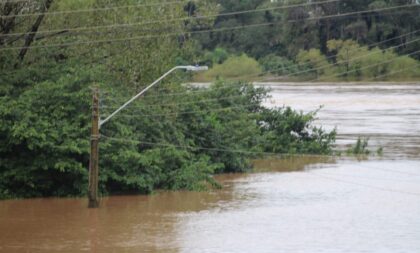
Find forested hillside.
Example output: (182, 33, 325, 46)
(188, 0, 420, 81)
(0, 0, 418, 199)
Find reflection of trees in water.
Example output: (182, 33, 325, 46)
(253, 156, 336, 173)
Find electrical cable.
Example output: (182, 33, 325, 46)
(0, 4, 417, 51)
(2, 0, 343, 38)
(257, 48, 420, 83)
(101, 134, 338, 159)
(0, 0, 187, 18)
(306, 171, 420, 197)
(235, 37, 420, 83)
(351, 163, 420, 177)
(100, 134, 420, 197)
(96, 49, 420, 116)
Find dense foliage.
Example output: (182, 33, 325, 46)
(189, 0, 420, 81)
(0, 64, 336, 198)
(0, 0, 376, 199)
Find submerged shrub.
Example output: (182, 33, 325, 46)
(0, 73, 335, 199)
(346, 137, 370, 155)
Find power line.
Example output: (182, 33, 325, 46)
(255, 48, 420, 83)
(315, 49, 420, 82)
(83, 45, 420, 115)
(232, 36, 420, 83)
(1, 0, 343, 37)
(1, 0, 342, 19)
(97, 63, 419, 117)
(97, 49, 420, 113)
(56, 24, 420, 85)
(0, 0, 45, 3)
(106, 104, 258, 119)
(352, 163, 420, 177)
(100, 96, 247, 111)
(96, 30, 420, 102)
(101, 63, 420, 113)
(0, 4, 417, 51)
(363, 63, 420, 81)
(2, 0, 346, 36)
(317, 170, 420, 184)
(0, 1, 187, 18)
(99, 135, 420, 197)
(239, 31, 420, 81)
(306, 171, 420, 197)
(101, 135, 337, 159)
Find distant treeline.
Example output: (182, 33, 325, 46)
(186, 0, 420, 81)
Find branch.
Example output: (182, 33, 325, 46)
(35, 30, 68, 41)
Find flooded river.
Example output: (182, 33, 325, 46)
(1, 83, 420, 253)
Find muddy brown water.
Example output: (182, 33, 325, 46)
(1, 83, 420, 253)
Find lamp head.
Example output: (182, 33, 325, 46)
(185, 65, 209, 72)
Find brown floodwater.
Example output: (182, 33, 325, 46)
(1, 83, 420, 253)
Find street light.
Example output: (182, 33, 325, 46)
(100, 65, 208, 128)
(88, 65, 208, 208)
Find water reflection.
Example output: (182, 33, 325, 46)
(253, 156, 336, 172)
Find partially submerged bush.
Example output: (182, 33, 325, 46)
(0, 74, 335, 198)
(346, 137, 370, 155)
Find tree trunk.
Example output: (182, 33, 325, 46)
(17, 0, 53, 62)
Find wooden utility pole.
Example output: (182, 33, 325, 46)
(88, 87, 100, 208)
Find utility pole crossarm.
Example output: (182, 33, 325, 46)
(99, 65, 208, 128)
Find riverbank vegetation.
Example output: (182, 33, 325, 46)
(1, 0, 418, 199)
(0, 68, 336, 198)
(194, 43, 420, 82)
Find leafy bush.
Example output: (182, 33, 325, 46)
(203, 47, 229, 67)
(326, 39, 420, 81)
(258, 54, 298, 76)
(346, 137, 370, 155)
(0, 66, 335, 199)
(258, 107, 336, 154)
(195, 54, 262, 81)
(296, 49, 336, 79)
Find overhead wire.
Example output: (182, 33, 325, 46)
(229, 36, 420, 83)
(3, 1, 417, 39)
(104, 132, 420, 196)
(5, 26, 417, 88)
(0, 4, 417, 51)
(2, 0, 342, 38)
(312, 169, 420, 184)
(97, 49, 420, 118)
(96, 65, 420, 127)
(363, 63, 420, 81)
(101, 134, 338, 159)
(306, 171, 420, 197)
(100, 93, 252, 110)
(0, 0, 187, 18)
(351, 163, 420, 177)
(100, 133, 420, 197)
(65, 30, 420, 109)
(2, 1, 419, 196)
(96, 30, 420, 105)
(1, 6, 418, 83)
(253, 47, 420, 83)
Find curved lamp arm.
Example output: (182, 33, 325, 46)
(99, 65, 208, 128)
